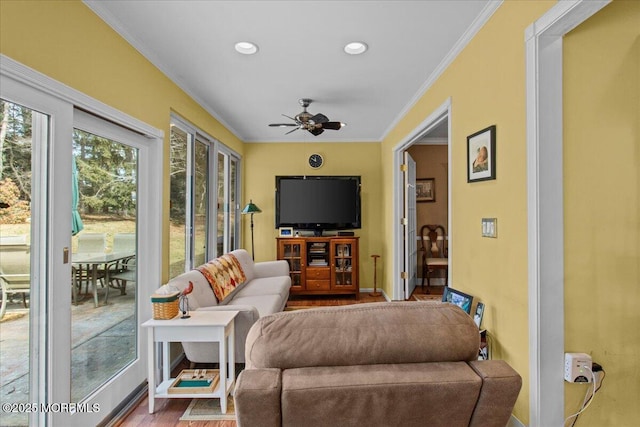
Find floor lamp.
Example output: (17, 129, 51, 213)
(241, 199, 262, 260)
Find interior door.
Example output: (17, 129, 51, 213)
(403, 151, 418, 299)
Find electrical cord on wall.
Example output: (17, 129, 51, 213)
(565, 364, 606, 427)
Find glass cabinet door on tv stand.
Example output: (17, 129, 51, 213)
(277, 239, 305, 292)
(331, 239, 358, 292)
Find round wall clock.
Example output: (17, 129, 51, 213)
(308, 153, 324, 169)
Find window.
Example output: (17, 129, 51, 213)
(169, 116, 240, 278)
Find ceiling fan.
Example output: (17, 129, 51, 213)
(268, 98, 345, 136)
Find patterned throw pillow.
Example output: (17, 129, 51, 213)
(197, 253, 247, 302)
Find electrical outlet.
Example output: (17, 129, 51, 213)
(564, 353, 592, 383)
(481, 218, 497, 238)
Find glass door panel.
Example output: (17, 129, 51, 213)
(332, 241, 354, 288)
(0, 99, 44, 427)
(169, 125, 188, 279)
(279, 241, 304, 290)
(216, 152, 225, 257)
(193, 138, 208, 267)
(70, 129, 138, 402)
(229, 158, 237, 250)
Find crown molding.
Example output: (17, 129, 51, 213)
(381, 0, 503, 141)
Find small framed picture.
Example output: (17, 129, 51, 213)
(467, 125, 496, 183)
(416, 178, 435, 203)
(278, 227, 294, 237)
(474, 302, 485, 328)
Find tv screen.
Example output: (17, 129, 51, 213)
(276, 176, 361, 235)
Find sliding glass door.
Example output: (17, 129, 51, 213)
(1, 61, 162, 426)
(69, 116, 140, 404)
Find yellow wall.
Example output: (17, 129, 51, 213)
(381, 1, 556, 422)
(0, 0, 243, 280)
(242, 142, 383, 289)
(563, 1, 640, 425)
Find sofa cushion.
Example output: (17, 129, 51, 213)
(230, 294, 284, 318)
(197, 253, 246, 302)
(281, 362, 481, 427)
(231, 276, 290, 306)
(163, 269, 217, 310)
(253, 260, 290, 278)
(245, 302, 480, 369)
(230, 249, 256, 282)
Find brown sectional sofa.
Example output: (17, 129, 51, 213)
(234, 301, 521, 427)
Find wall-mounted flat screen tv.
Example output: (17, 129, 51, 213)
(275, 176, 361, 236)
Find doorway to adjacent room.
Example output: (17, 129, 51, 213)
(392, 99, 451, 301)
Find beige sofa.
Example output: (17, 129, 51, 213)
(235, 301, 521, 427)
(157, 249, 291, 363)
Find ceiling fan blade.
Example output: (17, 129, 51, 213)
(282, 114, 298, 122)
(310, 113, 329, 124)
(285, 127, 300, 135)
(309, 127, 324, 136)
(321, 121, 343, 130)
(269, 123, 298, 127)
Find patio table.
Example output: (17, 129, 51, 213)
(72, 251, 135, 307)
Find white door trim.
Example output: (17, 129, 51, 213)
(524, 1, 610, 425)
(393, 98, 451, 301)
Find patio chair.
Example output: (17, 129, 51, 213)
(0, 235, 31, 319)
(76, 232, 106, 254)
(75, 232, 107, 294)
(108, 233, 137, 295)
(113, 233, 135, 253)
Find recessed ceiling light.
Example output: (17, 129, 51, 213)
(235, 41, 258, 55)
(344, 41, 368, 55)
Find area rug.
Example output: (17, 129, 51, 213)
(179, 397, 236, 421)
(412, 293, 442, 302)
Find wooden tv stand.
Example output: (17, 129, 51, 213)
(277, 236, 359, 297)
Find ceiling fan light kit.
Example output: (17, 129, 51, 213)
(268, 98, 345, 136)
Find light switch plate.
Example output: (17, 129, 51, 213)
(482, 218, 497, 238)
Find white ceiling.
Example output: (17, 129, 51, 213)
(85, 0, 494, 143)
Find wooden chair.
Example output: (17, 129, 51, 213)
(0, 235, 31, 319)
(419, 224, 448, 293)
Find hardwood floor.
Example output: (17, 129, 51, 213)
(115, 290, 434, 427)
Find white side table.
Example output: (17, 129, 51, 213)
(142, 310, 239, 414)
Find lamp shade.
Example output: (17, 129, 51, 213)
(242, 200, 262, 214)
